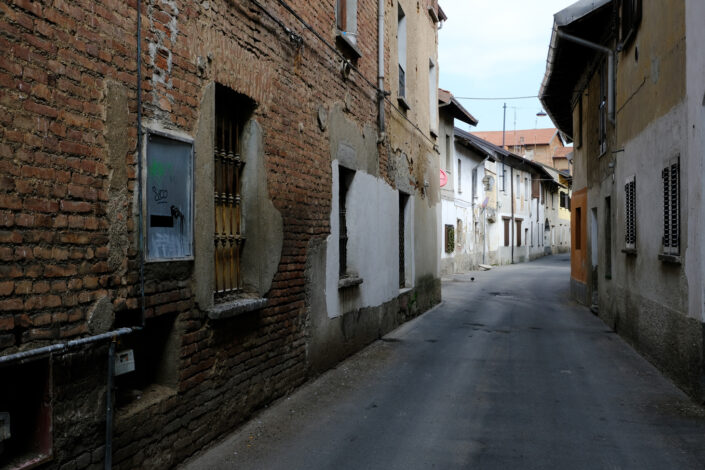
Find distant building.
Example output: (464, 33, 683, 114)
(472, 128, 572, 174)
(439, 94, 566, 271)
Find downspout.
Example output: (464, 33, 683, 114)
(472, 156, 490, 266)
(510, 165, 514, 264)
(377, 0, 385, 140)
(104, 340, 116, 470)
(502, 104, 514, 264)
(137, 0, 146, 328)
(556, 30, 615, 124)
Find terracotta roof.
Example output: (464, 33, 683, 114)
(553, 146, 573, 158)
(471, 128, 559, 148)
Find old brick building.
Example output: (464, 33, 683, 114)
(0, 0, 444, 468)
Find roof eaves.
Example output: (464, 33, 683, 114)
(539, 0, 613, 138)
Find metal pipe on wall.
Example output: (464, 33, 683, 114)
(377, 0, 385, 139)
(104, 340, 116, 470)
(136, 0, 146, 328)
(0, 328, 135, 365)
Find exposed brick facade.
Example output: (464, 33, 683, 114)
(0, 0, 439, 468)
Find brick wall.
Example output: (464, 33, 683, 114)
(0, 0, 402, 468)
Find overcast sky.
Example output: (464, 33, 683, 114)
(438, 0, 576, 133)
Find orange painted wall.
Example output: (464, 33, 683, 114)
(571, 188, 588, 284)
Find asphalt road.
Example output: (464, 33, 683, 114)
(182, 254, 705, 470)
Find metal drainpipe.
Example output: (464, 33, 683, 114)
(510, 165, 514, 264)
(377, 0, 385, 140)
(0, 328, 135, 365)
(104, 340, 116, 470)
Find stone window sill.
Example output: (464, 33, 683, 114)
(207, 297, 268, 320)
(338, 276, 363, 289)
(621, 248, 637, 256)
(397, 96, 410, 110)
(335, 31, 361, 60)
(658, 253, 681, 265)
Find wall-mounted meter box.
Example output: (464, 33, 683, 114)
(115, 349, 136, 376)
(146, 132, 194, 261)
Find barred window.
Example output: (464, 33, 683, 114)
(625, 175, 636, 249)
(214, 89, 247, 296)
(662, 156, 680, 255)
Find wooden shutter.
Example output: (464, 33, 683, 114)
(662, 157, 680, 255)
(625, 175, 636, 249)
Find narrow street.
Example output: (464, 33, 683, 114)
(183, 254, 705, 470)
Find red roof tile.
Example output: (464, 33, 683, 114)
(471, 128, 559, 148)
(553, 146, 573, 158)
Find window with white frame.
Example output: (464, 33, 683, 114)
(336, 0, 358, 44)
(625, 175, 636, 249)
(662, 156, 680, 255)
(397, 4, 407, 99)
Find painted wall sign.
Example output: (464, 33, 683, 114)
(146, 133, 193, 261)
(440, 169, 448, 187)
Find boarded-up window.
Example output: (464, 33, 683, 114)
(625, 175, 636, 249)
(575, 208, 582, 250)
(662, 156, 680, 255)
(531, 177, 540, 199)
(445, 224, 455, 253)
(515, 219, 522, 246)
(503, 217, 510, 247)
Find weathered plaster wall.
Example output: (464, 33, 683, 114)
(616, 0, 686, 144)
(685, 0, 705, 325)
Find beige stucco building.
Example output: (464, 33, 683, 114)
(541, 0, 705, 399)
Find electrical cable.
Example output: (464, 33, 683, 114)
(455, 95, 539, 101)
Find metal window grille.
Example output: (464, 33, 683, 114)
(662, 157, 680, 254)
(214, 111, 244, 295)
(625, 176, 636, 249)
